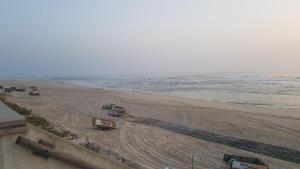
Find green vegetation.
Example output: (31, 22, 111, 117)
(46, 128, 78, 138)
(0, 95, 77, 139)
(0, 93, 10, 99)
(0, 95, 49, 128)
(1, 99, 32, 115)
(26, 116, 50, 129)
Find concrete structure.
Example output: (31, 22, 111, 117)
(0, 101, 129, 169)
(0, 102, 28, 136)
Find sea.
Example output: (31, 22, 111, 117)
(53, 73, 300, 109)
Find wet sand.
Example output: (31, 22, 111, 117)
(1, 80, 299, 169)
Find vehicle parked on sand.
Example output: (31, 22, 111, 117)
(223, 154, 268, 169)
(92, 118, 116, 130)
(102, 104, 116, 110)
(29, 90, 40, 96)
(102, 104, 126, 117)
(16, 87, 26, 92)
(10, 87, 17, 91)
(4, 88, 12, 93)
(29, 86, 38, 91)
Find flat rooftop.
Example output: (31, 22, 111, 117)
(0, 101, 26, 129)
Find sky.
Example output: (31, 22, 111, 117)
(0, 0, 300, 78)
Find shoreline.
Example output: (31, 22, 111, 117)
(2, 79, 300, 118)
(3, 78, 300, 111)
(61, 79, 300, 119)
(1, 79, 299, 169)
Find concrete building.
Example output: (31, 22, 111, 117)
(0, 101, 129, 169)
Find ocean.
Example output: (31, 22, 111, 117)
(54, 74, 300, 109)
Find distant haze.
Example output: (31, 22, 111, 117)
(0, 0, 300, 78)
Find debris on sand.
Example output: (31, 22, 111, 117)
(223, 154, 269, 169)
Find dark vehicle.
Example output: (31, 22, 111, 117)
(16, 87, 26, 92)
(4, 88, 12, 93)
(223, 154, 268, 169)
(103, 104, 126, 112)
(10, 87, 17, 91)
(111, 105, 126, 113)
(107, 110, 125, 117)
(103, 104, 126, 117)
(102, 104, 116, 110)
(0, 86, 3, 89)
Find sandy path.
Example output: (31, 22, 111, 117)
(1, 80, 299, 169)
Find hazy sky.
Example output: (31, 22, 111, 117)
(0, 0, 300, 78)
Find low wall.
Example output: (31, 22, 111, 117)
(0, 125, 129, 169)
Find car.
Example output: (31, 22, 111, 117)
(4, 88, 12, 93)
(29, 91, 40, 96)
(10, 87, 17, 91)
(16, 87, 26, 92)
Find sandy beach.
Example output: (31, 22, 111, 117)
(1, 80, 299, 169)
